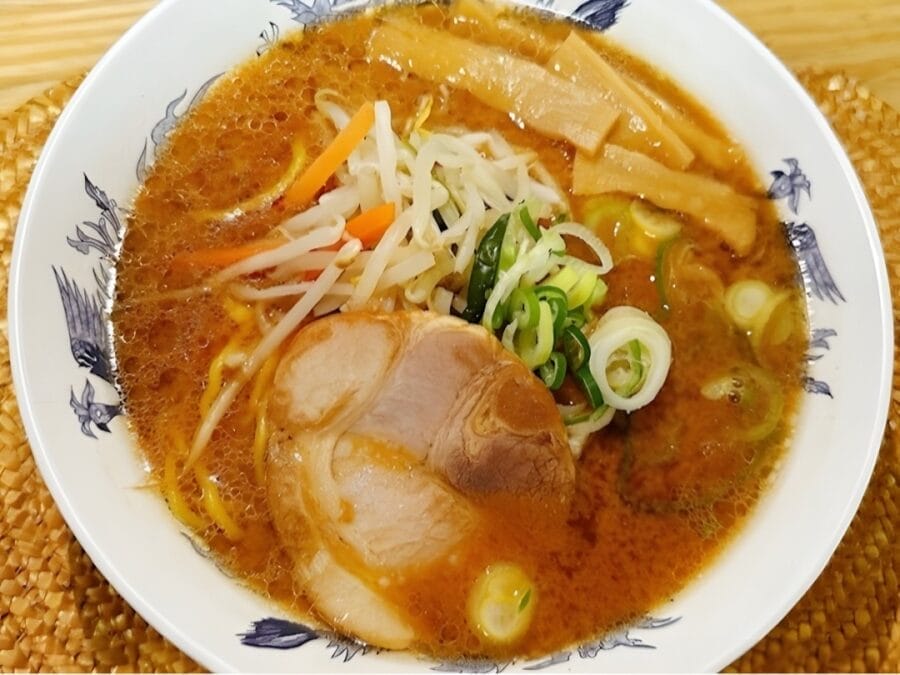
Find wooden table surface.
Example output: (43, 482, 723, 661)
(0, 0, 898, 114)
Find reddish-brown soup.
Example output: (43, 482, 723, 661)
(113, 1, 807, 661)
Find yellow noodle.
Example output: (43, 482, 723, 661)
(163, 452, 206, 530)
(175, 416, 243, 539)
(199, 298, 259, 415)
(194, 140, 307, 222)
(188, 244, 359, 466)
(253, 399, 270, 487)
(250, 353, 279, 412)
(198, 335, 244, 416)
(194, 462, 243, 540)
(223, 295, 255, 326)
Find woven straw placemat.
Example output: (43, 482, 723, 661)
(0, 69, 897, 673)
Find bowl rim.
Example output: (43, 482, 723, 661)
(7, 0, 893, 671)
(687, 2, 893, 668)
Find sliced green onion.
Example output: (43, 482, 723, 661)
(701, 372, 747, 403)
(507, 287, 540, 331)
(587, 306, 671, 412)
(744, 384, 784, 442)
(548, 264, 600, 309)
(514, 301, 554, 369)
(564, 308, 587, 330)
(499, 239, 517, 272)
(724, 279, 794, 352)
(724, 279, 773, 331)
(590, 278, 608, 305)
(620, 201, 682, 260)
(533, 285, 568, 339)
(519, 205, 542, 241)
(561, 325, 591, 371)
(701, 365, 784, 442)
(567, 272, 598, 308)
(630, 200, 682, 241)
(582, 195, 632, 231)
(755, 291, 795, 352)
(574, 364, 604, 408)
(584, 278, 608, 321)
(501, 318, 519, 353)
(462, 214, 510, 324)
(628, 340, 645, 390)
(534, 285, 568, 303)
(564, 405, 615, 458)
(539, 351, 567, 390)
(546, 266, 579, 294)
(492, 298, 509, 331)
(607, 340, 646, 397)
(483, 230, 565, 329)
(559, 403, 591, 425)
(467, 564, 535, 645)
(654, 238, 676, 314)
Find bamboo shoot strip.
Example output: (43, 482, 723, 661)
(449, 0, 562, 62)
(625, 74, 742, 173)
(573, 145, 757, 255)
(548, 32, 695, 170)
(368, 20, 618, 154)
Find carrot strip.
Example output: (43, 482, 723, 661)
(174, 240, 282, 269)
(284, 102, 376, 208)
(346, 202, 396, 248)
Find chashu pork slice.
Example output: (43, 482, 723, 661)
(266, 311, 574, 650)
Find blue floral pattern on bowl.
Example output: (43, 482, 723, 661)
(237, 614, 680, 669)
(268, 0, 630, 30)
(136, 75, 221, 182)
(767, 158, 810, 215)
(571, 0, 629, 30)
(55, 175, 123, 436)
(765, 158, 844, 397)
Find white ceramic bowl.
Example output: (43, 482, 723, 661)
(8, 0, 892, 671)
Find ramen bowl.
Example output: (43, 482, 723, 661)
(8, 0, 891, 671)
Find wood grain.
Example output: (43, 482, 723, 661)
(0, 0, 898, 112)
(719, 0, 900, 108)
(0, 0, 155, 111)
